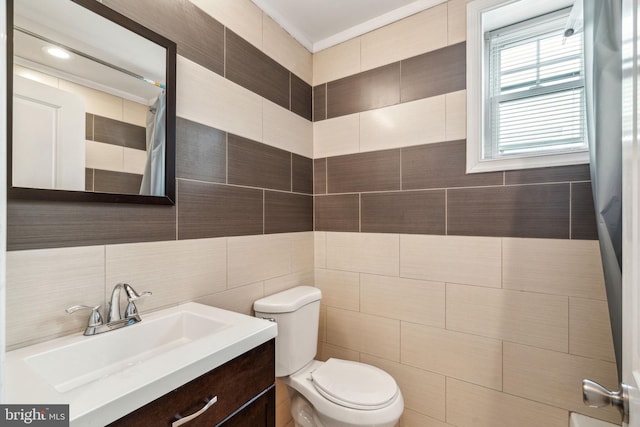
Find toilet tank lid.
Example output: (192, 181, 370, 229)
(254, 286, 322, 313)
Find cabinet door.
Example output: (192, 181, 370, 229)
(108, 340, 275, 427)
(218, 386, 275, 427)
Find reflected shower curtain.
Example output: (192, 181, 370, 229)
(140, 91, 166, 196)
(583, 0, 623, 380)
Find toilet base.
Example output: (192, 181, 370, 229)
(288, 387, 399, 427)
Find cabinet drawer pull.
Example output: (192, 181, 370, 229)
(172, 395, 218, 426)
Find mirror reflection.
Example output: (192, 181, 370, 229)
(12, 0, 171, 198)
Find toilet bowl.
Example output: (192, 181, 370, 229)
(254, 286, 404, 427)
(283, 359, 404, 427)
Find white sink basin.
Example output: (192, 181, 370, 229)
(4, 302, 277, 426)
(25, 311, 229, 393)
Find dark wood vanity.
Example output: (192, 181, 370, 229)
(107, 340, 275, 427)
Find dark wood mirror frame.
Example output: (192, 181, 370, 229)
(7, 0, 177, 205)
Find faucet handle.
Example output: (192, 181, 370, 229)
(66, 305, 103, 327)
(123, 283, 152, 302)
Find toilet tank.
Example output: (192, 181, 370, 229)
(254, 286, 322, 377)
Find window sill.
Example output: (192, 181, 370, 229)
(466, 150, 590, 174)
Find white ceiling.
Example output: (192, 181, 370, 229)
(250, 0, 447, 52)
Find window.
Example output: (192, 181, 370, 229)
(467, 0, 589, 173)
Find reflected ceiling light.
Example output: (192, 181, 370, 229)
(44, 46, 71, 59)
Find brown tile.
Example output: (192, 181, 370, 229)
(315, 194, 360, 232)
(93, 115, 146, 150)
(177, 180, 263, 239)
(314, 84, 327, 122)
(7, 200, 176, 250)
(314, 158, 327, 194)
(104, 0, 224, 75)
(402, 141, 503, 189)
(361, 190, 445, 234)
(448, 184, 571, 238)
(292, 154, 313, 194)
(505, 164, 591, 185)
(401, 42, 466, 103)
(327, 149, 401, 193)
(176, 117, 226, 183)
(85, 168, 94, 191)
(291, 74, 312, 121)
(85, 113, 94, 140)
(327, 63, 400, 118)
(225, 29, 290, 109)
(228, 134, 291, 191)
(94, 169, 143, 194)
(571, 182, 598, 240)
(265, 192, 313, 233)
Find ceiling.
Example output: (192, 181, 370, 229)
(250, 0, 446, 52)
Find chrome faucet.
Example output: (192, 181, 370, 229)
(67, 283, 152, 336)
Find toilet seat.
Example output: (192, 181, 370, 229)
(310, 358, 399, 410)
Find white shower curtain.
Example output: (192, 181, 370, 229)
(139, 91, 166, 196)
(582, 0, 623, 380)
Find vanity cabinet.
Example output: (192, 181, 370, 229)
(108, 339, 275, 427)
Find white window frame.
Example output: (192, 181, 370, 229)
(466, 0, 590, 173)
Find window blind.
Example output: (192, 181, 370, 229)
(485, 10, 586, 160)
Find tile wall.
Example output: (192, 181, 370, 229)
(311, 1, 618, 427)
(7, 1, 314, 423)
(5, 1, 619, 427)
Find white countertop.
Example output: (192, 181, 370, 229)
(4, 303, 277, 426)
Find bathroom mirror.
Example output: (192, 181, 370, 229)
(7, 0, 176, 204)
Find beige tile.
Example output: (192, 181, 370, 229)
(122, 99, 147, 126)
(361, 274, 445, 327)
(123, 146, 147, 175)
(264, 270, 314, 296)
(190, 0, 263, 50)
(315, 232, 327, 268)
(503, 238, 606, 299)
(401, 409, 452, 427)
(361, 4, 448, 72)
(314, 268, 359, 311)
(400, 235, 502, 287)
(445, 90, 466, 141)
(6, 246, 105, 348)
(360, 96, 446, 153)
(85, 140, 124, 172)
(313, 38, 361, 86)
(276, 380, 293, 427)
(447, 0, 467, 45)
(326, 307, 401, 361)
(570, 297, 616, 362)
(503, 342, 620, 423)
(446, 283, 569, 352)
(195, 281, 264, 316)
(276, 378, 290, 405)
(317, 341, 360, 362)
(318, 304, 327, 344)
(263, 99, 313, 158)
(446, 378, 568, 427)
(228, 234, 293, 288)
(361, 354, 446, 421)
(326, 232, 400, 277)
(290, 231, 315, 273)
(59, 80, 123, 120)
(263, 14, 313, 84)
(401, 322, 502, 390)
(177, 56, 263, 143)
(106, 238, 227, 312)
(313, 114, 360, 158)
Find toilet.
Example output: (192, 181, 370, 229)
(254, 286, 404, 427)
